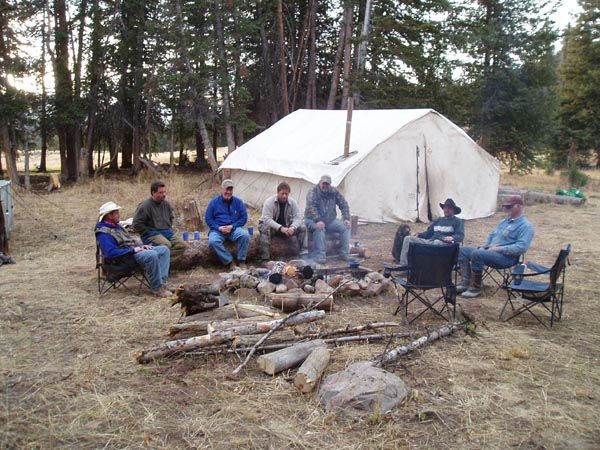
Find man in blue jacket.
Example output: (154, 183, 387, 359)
(95, 201, 171, 297)
(205, 179, 250, 269)
(458, 195, 534, 298)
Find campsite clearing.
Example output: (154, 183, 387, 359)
(1, 170, 599, 449)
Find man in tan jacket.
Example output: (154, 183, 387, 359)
(258, 181, 306, 260)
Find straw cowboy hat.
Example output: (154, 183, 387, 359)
(98, 201, 122, 222)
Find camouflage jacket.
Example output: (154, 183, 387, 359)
(304, 185, 350, 224)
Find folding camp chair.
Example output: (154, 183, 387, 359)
(482, 253, 525, 295)
(500, 244, 571, 328)
(386, 243, 459, 323)
(96, 245, 150, 295)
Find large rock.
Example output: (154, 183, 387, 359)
(318, 361, 410, 417)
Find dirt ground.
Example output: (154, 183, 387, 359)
(1, 169, 599, 449)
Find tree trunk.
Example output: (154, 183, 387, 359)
(170, 315, 276, 337)
(327, 8, 348, 110)
(294, 346, 330, 393)
(171, 234, 304, 270)
(174, 0, 219, 171)
(84, 0, 102, 175)
(276, 0, 289, 115)
(304, 0, 317, 109)
(352, 0, 372, 106)
(290, 8, 310, 111)
(214, 0, 236, 155)
(256, 339, 326, 375)
(53, 0, 78, 181)
(341, 3, 354, 110)
(1, 125, 19, 186)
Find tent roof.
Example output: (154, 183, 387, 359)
(220, 108, 477, 186)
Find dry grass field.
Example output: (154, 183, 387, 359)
(1, 167, 599, 449)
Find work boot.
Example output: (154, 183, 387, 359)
(152, 287, 172, 298)
(462, 270, 483, 298)
(456, 264, 471, 294)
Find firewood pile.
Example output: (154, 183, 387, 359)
(136, 294, 409, 392)
(170, 260, 393, 316)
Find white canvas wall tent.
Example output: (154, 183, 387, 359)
(219, 109, 500, 223)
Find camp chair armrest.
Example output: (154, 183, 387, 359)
(524, 261, 551, 274)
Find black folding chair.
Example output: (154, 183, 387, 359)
(482, 253, 524, 295)
(500, 244, 571, 328)
(96, 245, 150, 295)
(386, 243, 459, 323)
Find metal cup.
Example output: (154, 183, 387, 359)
(247, 226, 254, 235)
(182, 231, 189, 241)
(194, 231, 200, 240)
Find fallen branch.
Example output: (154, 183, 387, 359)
(373, 323, 460, 368)
(313, 322, 400, 339)
(189, 332, 413, 357)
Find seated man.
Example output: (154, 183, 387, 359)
(397, 198, 464, 267)
(259, 181, 306, 261)
(96, 201, 171, 297)
(304, 174, 351, 263)
(205, 179, 250, 269)
(459, 195, 534, 298)
(133, 181, 186, 263)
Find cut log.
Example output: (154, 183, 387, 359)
(172, 234, 303, 270)
(294, 346, 331, 393)
(256, 339, 326, 375)
(268, 292, 334, 312)
(232, 329, 297, 348)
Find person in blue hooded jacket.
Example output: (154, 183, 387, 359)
(205, 179, 250, 269)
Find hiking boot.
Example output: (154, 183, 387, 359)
(152, 287, 172, 298)
(457, 264, 471, 293)
(461, 270, 483, 298)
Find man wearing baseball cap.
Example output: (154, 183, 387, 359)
(205, 179, 250, 269)
(458, 195, 534, 298)
(95, 201, 172, 297)
(304, 174, 351, 263)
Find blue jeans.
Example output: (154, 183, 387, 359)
(459, 246, 519, 272)
(208, 227, 250, 264)
(134, 245, 170, 290)
(305, 218, 350, 259)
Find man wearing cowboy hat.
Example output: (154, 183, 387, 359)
(397, 198, 465, 267)
(96, 201, 172, 297)
(458, 195, 534, 298)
